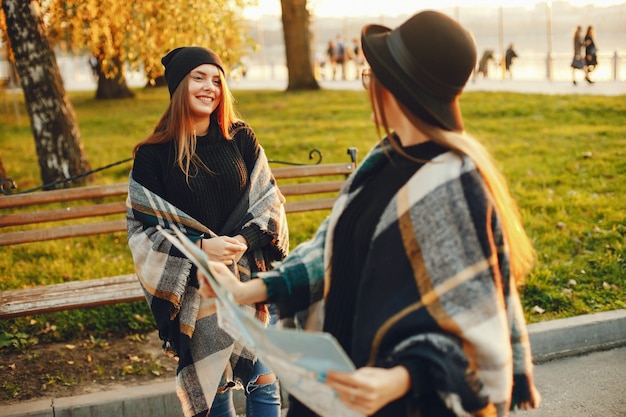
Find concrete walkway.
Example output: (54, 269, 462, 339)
(524, 347, 626, 417)
(228, 77, 626, 96)
(59, 74, 626, 97)
(3, 309, 625, 417)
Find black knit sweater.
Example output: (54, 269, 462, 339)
(325, 140, 447, 354)
(131, 120, 271, 251)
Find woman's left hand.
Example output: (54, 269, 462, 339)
(325, 366, 411, 416)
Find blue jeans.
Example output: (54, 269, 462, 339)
(208, 359, 281, 417)
(268, 303, 280, 327)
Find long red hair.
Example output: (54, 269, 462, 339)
(133, 68, 240, 178)
(368, 73, 535, 284)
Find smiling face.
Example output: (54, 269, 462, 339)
(187, 64, 222, 127)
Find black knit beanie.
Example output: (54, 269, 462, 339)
(161, 46, 225, 97)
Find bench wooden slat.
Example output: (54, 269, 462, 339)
(279, 180, 345, 196)
(0, 177, 349, 245)
(0, 219, 127, 246)
(272, 163, 354, 179)
(0, 183, 128, 209)
(0, 274, 142, 319)
(0, 201, 127, 227)
(285, 198, 338, 213)
(0, 181, 347, 233)
(0, 194, 343, 245)
(0, 162, 355, 210)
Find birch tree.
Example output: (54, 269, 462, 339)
(1, 0, 91, 188)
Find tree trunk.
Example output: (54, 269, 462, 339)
(7, 61, 20, 88)
(0, 154, 8, 189)
(95, 55, 135, 99)
(144, 75, 167, 90)
(280, 0, 319, 91)
(2, 0, 91, 190)
(0, 154, 17, 194)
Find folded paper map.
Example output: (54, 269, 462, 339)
(159, 225, 363, 417)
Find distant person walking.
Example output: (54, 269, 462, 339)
(584, 25, 597, 83)
(504, 43, 518, 79)
(333, 35, 348, 80)
(88, 54, 99, 79)
(352, 37, 366, 79)
(475, 49, 494, 78)
(326, 40, 337, 80)
(571, 25, 585, 85)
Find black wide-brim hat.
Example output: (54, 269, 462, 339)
(361, 10, 477, 131)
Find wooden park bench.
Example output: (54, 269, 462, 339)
(0, 148, 357, 320)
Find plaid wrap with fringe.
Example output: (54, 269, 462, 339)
(126, 146, 288, 417)
(260, 143, 539, 416)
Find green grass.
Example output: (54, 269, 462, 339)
(0, 87, 624, 344)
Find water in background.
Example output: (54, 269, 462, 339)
(44, 50, 624, 92)
(2, 3, 625, 89)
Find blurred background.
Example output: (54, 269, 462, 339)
(2, 0, 625, 89)
(244, 0, 626, 83)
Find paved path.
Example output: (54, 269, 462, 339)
(522, 346, 626, 417)
(4, 310, 625, 417)
(61, 75, 626, 96)
(228, 77, 626, 96)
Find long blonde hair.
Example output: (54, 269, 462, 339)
(133, 68, 240, 178)
(368, 75, 535, 284)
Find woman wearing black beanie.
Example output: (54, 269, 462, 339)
(127, 46, 288, 417)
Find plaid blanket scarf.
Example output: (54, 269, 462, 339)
(127, 146, 288, 417)
(260, 143, 539, 416)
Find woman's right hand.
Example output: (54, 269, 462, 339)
(200, 236, 247, 265)
(197, 261, 269, 305)
(197, 262, 240, 299)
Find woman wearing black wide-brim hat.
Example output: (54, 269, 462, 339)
(202, 10, 541, 417)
